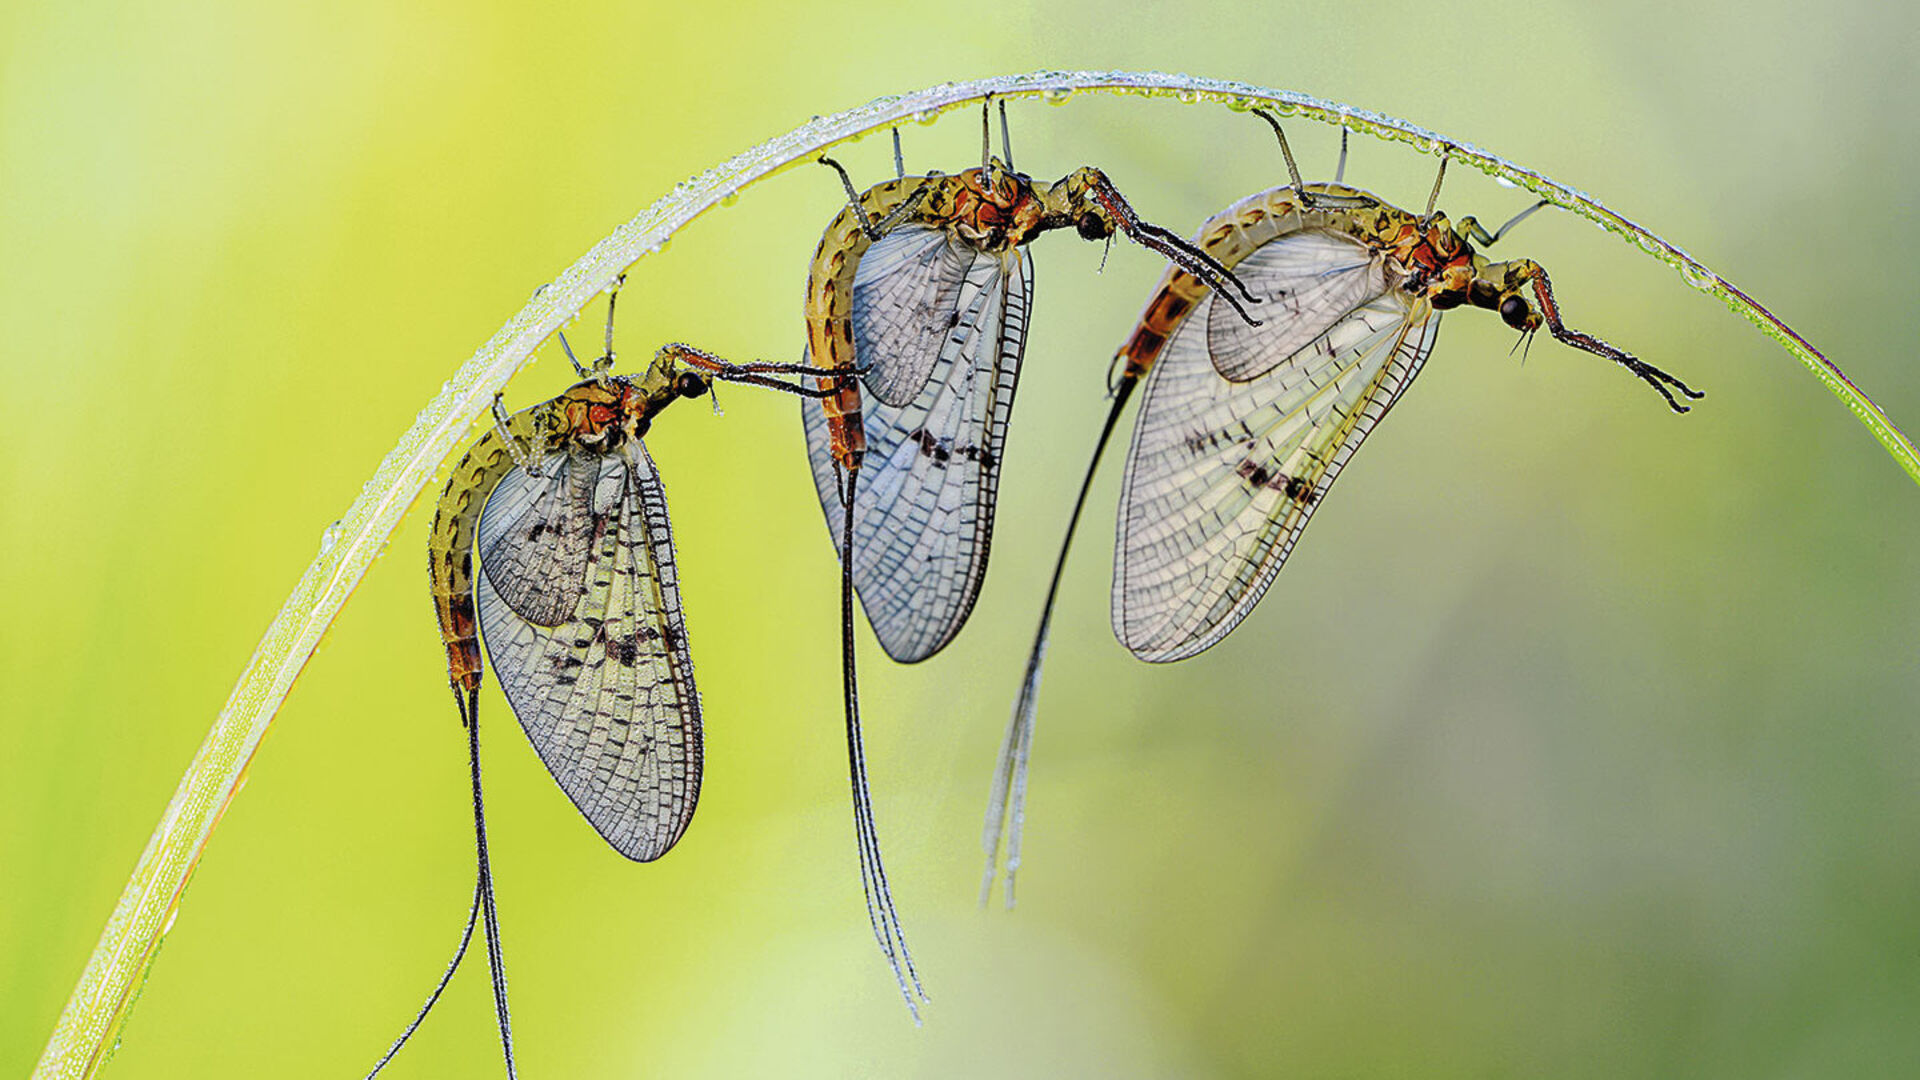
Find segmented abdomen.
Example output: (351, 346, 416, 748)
(428, 405, 553, 698)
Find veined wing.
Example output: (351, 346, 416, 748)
(476, 444, 701, 862)
(803, 248, 1033, 663)
(852, 224, 981, 407)
(1115, 286, 1439, 663)
(1206, 229, 1385, 382)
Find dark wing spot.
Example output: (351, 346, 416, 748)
(959, 444, 995, 468)
(910, 427, 952, 465)
(612, 634, 640, 668)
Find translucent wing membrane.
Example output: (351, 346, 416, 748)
(852, 225, 981, 407)
(803, 248, 1033, 663)
(477, 445, 702, 861)
(1115, 288, 1440, 662)
(1205, 229, 1383, 382)
(479, 453, 596, 627)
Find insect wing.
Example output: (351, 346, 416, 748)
(478, 452, 595, 627)
(1115, 287, 1439, 662)
(803, 248, 1032, 662)
(476, 444, 702, 861)
(852, 224, 981, 407)
(1206, 229, 1385, 383)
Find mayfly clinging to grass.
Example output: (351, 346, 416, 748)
(981, 110, 1705, 906)
(364, 285, 835, 1079)
(788, 99, 1261, 1013)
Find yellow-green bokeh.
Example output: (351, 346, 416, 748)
(6, 1, 1920, 1076)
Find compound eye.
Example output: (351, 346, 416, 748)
(1076, 213, 1111, 241)
(1499, 295, 1532, 330)
(675, 372, 709, 399)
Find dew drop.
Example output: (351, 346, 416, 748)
(1495, 175, 1518, 189)
(1175, 89, 1200, 104)
(318, 520, 344, 557)
(913, 109, 938, 125)
(1042, 88, 1073, 106)
(1636, 233, 1662, 255)
(1272, 100, 1300, 117)
(719, 189, 739, 207)
(1678, 261, 1718, 290)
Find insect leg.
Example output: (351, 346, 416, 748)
(1335, 126, 1349, 185)
(999, 96, 1014, 171)
(530, 282, 594, 379)
(819, 156, 882, 240)
(1250, 108, 1313, 209)
(867, 180, 932, 236)
(1463, 200, 1551, 248)
(1421, 151, 1450, 225)
(655, 343, 848, 399)
(595, 273, 625, 373)
(891, 126, 904, 179)
(1081, 176, 1262, 320)
(980, 94, 992, 171)
(1521, 261, 1705, 412)
(490, 396, 541, 475)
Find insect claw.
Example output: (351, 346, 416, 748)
(1620, 357, 1702, 413)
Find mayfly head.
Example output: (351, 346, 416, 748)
(1043, 166, 1124, 241)
(1467, 258, 1548, 332)
(1048, 167, 1262, 322)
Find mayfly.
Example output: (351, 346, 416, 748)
(781, 100, 1257, 1011)
(982, 112, 1704, 905)
(364, 285, 832, 1078)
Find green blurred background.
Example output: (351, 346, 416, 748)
(7, 1, 1920, 1076)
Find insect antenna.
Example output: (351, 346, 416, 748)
(836, 463, 927, 1019)
(983, 374, 1140, 909)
